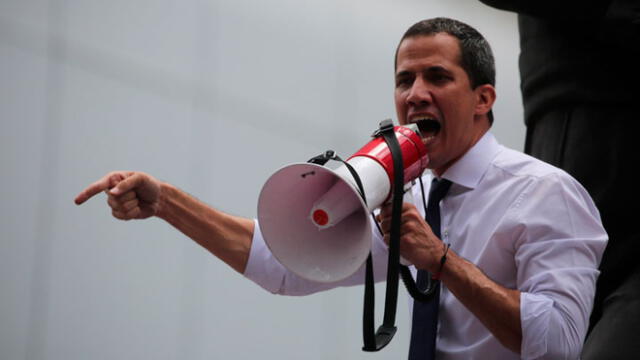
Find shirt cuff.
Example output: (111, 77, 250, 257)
(520, 292, 553, 359)
(243, 219, 287, 294)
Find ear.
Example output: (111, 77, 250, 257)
(474, 84, 496, 117)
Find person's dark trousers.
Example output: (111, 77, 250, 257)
(525, 103, 640, 359)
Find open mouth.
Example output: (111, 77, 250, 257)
(413, 117, 441, 143)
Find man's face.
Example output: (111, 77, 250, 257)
(394, 34, 491, 176)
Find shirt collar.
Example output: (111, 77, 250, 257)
(439, 132, 501, 190)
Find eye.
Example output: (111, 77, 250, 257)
(395, 75, 414, 88)
(427, 71, 453, 84)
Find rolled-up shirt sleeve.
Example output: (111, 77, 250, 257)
(514, 173, 607, 359)
(243, 220, 290, 294)
(244, 219, 390, 296)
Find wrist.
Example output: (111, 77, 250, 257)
(155, 181, 173, 220)
(432, 243, 451, 280)
(421, 240, 449, 273)
(437, 248, 464, 284)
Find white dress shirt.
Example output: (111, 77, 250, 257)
(244, 132, 607, 359)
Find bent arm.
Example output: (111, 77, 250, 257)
(378, 172, 606, 357)
(441, 244, 603, 359)
(378, 201, 523, 352)
(156, 182, 254, 274)
(439, 252, 522, 353)
(439, 218, 604, 359)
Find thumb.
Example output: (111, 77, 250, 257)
(109, 173, 143, 196)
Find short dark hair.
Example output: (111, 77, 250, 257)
(395, 18, 496, 124)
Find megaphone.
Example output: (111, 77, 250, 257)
(257, 122, 428, 283)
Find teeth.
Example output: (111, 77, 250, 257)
(411, 116, 441, 141)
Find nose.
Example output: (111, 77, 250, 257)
(406, 77, 432, 106)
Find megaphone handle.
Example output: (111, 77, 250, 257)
(307, 150, 336, 166)
(306, 150, 367, 203)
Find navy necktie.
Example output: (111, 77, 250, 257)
(408, 178, 452, 360)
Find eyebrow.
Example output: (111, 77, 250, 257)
(395, 65, 453, 78)
(395, 70, 413, 79)
(427, 65, 452, 75)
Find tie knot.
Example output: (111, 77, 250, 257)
(428, 178, 452, 206)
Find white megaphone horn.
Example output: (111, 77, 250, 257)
(257, 122, 428, 283)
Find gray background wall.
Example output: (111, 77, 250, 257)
(0, 1, 523, 359)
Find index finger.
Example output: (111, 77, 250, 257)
(74, 173, 123, 205)
(378, 203, 393, 218)
(379, 201, 415, 219)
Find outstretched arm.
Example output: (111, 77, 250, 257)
(74, 171, 254, 273)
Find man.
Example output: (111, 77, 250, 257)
(476, 2, 640, 358)
(75, 18, 607, 359)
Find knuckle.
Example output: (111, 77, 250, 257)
(107, 197, 118, 208)
(405, 211, 420, 221)
(126, 199, 139, 210)
(112, 209, 124, 219)
(127, 207, 141, 218)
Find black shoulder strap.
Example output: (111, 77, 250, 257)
(362, 119, 401, 351)
(363, 120, 439, 352)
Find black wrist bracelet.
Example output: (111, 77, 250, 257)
(432, 243, 451, 280)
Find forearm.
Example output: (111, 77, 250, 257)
(440, 250, 522, 354)
(156, 182, 254, 273)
